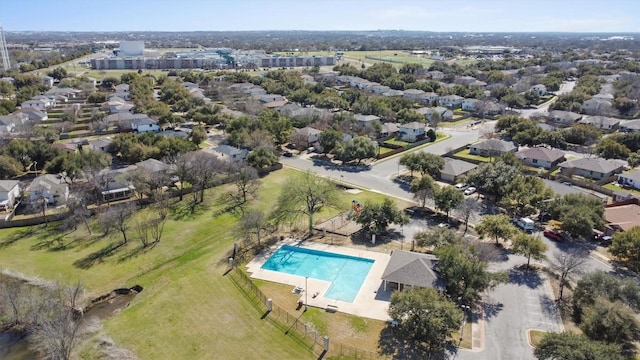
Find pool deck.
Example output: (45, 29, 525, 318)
(246, 239, 393, 321)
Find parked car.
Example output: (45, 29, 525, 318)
(437, 222, 450, 228)
(454, 183, 469, 191)
(464, 187, 477, 195)
(600, 236, 613, 246)
(543, 229, 564, 241)
(283, 151, 293, 157)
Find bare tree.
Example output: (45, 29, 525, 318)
(185, 151, 226, 209)
(30, 282, 86, 360)
(552, 250, 587, 301)
(134, 212, 151, 247)
(239, 209, 269, 246)
(455, 198, 480, 235)
(167, 152, 193, 202)
(229, 165, 260, 207)
(148, 193, 169, 244)
(114, 204, 135, 245)
(0, 276, 29, 327)
(245, 129, 274, 150)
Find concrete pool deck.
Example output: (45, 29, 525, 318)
(246, 239, 393, 321)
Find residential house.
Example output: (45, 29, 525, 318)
(617, 171, 640, 191)
(52, 143, 79, 154)
(426, 70, 445, 80)
(380, 122, 399, 139)
(403, 89, 426, 101)
(229, 82, 257, 92)
(114, 84, 130, 100)
(558, 158, 625, 180)
(381, 250, 444, 292)
(438, 94, 464, 109)
(0, 113, 29, 134)
(131, 116, 160, 133)
(262, 100, 288, 109)
(398, 122, 426, 142)
(604, 200, 640, 234)
(462, 98, 480, 112)
(257, 94, 286, 104)
(469, 139, 517, 157)
(423, 92, 440, 105)
(368, 84, 391, 95)
(581, 98, 610, 114)
(42, 75, 55, 87)
(21, 98, 53, 111)
(548, 110, 582, 127)
(300, 74, 317, 86)
(439, 158, 478, 183)
(0, 77, 14, 85)
(27, 174, 69, 205)
(620, 120, 640, 133)
(294, 127, 322, 147)
(416, 106, 453, 122)
(135, 158, 174, 176)
(579, 115, 620, 132)
(355, 114, 381, 125)
(531, 84, 547, 96)
(45, 87, 81, 99)
(105, 100, 134, 114)
(18, 108, 48, 121)
(455, 76, 479, 85)
(515, 147, 566, 169)
(88, 137, 113, 152)
(482, 102, 505, 116)
(382, 89, 404, 97)
(212, 145, 249, 164)
(0, 180, 20, 212)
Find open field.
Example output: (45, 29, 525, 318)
(0, 167, 408, 360)
(278, 50, 476, 68)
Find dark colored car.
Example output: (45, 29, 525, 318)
(283, 151, 293, 157)
(543, 229, 564, 241)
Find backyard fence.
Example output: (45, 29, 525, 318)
(228, 268, 380, 359)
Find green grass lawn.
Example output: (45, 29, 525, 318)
(378, 146, 394, 155)
(383, 138, 411, 147)
(0, 167, 408, 360)
(439, 118, 472, 127)
(453, 149, 492, 163)
(603, 183, 640, 196)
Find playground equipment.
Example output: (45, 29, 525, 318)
(352, 200, 363, 216)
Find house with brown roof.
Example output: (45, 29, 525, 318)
(558, 158, 625, 180)
(381, 250, 444, 292)
(604, 200, 640, 234)
(515, 147, 566, 169)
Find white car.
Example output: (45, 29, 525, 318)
(454, 183, 469, 191)
(464, 187, 477, 195)
(437, 223, 450, 228)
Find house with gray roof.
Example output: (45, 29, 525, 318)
(398, 122, 427, 142)
(88, 137, 113, 152)
(402, 88, 426, 101)
(515, 147, 566, 169)
(27, 174, 69, 205)
(381, 250, 444, 292)
(212, 145, 249, 164)
(355, 114, 381, 125)
(548, 110, 582, 127)
(469, 139, 517, 157)
(620, 120, 640, 133)
(579, 116, 620, 132)
(439, 158, 477, 183)
(416, 106, 453, 122)
(617, 171, 640, 191)
(558, 158, 625, 180)
(438, 94, 464, 108)
(542, 179, 608, 203)
(0, 180, 20, 211)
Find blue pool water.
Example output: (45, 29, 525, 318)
(261, 245, 374, 303)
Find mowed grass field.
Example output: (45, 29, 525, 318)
(279, 50, 476, 68)
(0, 167, 407, 360)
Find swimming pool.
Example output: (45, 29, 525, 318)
(261, 245, 374, 303)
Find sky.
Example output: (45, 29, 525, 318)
(2, 0, 640, 33)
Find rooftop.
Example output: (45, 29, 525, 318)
(605, 203, 640, 232)
(559, 157, 626, 174)
(516, 147, 566, 162)
(381, 250, 443, 290)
